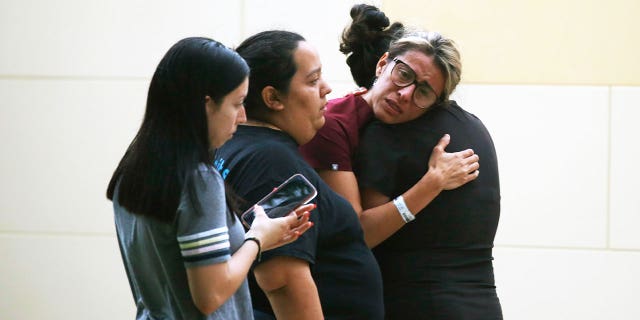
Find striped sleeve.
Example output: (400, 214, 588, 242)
(178, 226, 231, 265)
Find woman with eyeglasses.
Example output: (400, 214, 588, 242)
(300, 5, 479, 248)
(300, 4, 503, 319)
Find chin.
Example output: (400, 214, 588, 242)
(315, 116, 326, 129)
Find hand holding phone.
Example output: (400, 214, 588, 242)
(241, 173, 317, 228)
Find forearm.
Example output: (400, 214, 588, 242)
(187, 240, 260, 314)
(226, 239, 260, 283)
(360, 170, 444, 248)
(317, 170, 362, 214)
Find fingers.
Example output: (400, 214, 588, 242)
(453, 150, 479, 168)
(291, 219, 314, 236)
(467, 160, 480, 174)
(466, 170, 480, 182)
(283, 207, 313, 227)
(292, 203, 316, 217)
(456, 148, 475, 159)
(278, 219, 314, 245)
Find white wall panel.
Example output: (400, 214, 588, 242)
(243, 0, 382, 86)
(610, 86, 640, 249)
(452, 85, 609, 248)
(494, 247, 640, 320)
(0, 0, 242, 77)
(0, 79, 147, 233)
(0, 234, 133, 319)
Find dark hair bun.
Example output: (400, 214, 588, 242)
(340, 4, 403, 88)
(352, 4, 390, 30)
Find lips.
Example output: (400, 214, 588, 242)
(383, 98, 402, 115)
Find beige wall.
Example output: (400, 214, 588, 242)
(384, 0, 640, 85)
(1, 0, 638, 319)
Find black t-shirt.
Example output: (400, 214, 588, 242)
(355, 101, 502, 319)
(215, 125, 384, 320)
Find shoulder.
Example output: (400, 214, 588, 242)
(181, 164, 224, 199)
(218, 127, 302, 171)
(327, 92, 370, 116)
(443, 100, 483, 123)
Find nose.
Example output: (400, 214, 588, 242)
(237, 106, 247, 124)
(397, 83, 416, 103)
(321, 79, 332, 97)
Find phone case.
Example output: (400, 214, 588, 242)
(240, 173, 317, 228)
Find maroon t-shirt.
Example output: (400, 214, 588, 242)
(299, 89, 373, 171)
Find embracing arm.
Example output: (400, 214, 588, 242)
(320, 134, 479, 248)
(254, 256, 323, 320)
(317, 170, 362, 214)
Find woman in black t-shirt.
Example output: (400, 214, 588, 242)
(308, 4, 503, 320)
(214, 30, 384, 320)
(356, 103, 502, 320)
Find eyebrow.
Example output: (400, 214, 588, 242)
(396, 59, 437, 94)
(305, 67, 322, 78)
(411, 73, 437, 95)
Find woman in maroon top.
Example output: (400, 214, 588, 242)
(300, 4, 479, 248)
(302, 4, 503, 319)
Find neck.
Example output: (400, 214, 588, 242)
(360, 89, 374, 108)
(241, 119, 282, 131)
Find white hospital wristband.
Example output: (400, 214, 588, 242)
(393, 195, 415, 223)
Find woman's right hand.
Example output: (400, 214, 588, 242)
(245, 204, 314, 251)
(428, 134, 480, 190)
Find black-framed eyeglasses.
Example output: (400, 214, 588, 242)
(390, 58, 440, 109)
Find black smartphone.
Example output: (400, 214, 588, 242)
(241, 173, 317, 228)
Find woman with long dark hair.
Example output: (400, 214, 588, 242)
(106, 37, 312, 319)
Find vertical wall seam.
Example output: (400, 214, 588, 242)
(606, 85, 612, 249)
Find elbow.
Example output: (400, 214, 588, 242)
(359, 214, 379, 249)
(193, 295, 225, 316)
(256, 274, 287, 294)
(364, 232, 380, 249)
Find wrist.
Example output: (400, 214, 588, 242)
(393, 195, 415, 223)
(420, 169, 445, 192)
(243, 236, 262, 262)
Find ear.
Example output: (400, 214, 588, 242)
(204, 95, 216, 115)
(261, 86, 285, 111)
(375, 52, 390, 77)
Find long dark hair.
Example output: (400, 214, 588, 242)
(106, 37, 249, 222)
(340, 4, 404, 88)
(235, 30, 305, 121)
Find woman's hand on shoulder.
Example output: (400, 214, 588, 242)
(246, 204, 314, 251)
(428, 134, 480, 190)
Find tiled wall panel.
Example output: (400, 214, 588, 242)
(452, 85, 610, 248)
(243, 0, 381, 86)
(494, 247, 640, 320)
(0, 0, 242, 77)
(0, 79, 147, 233)
(610, 87, 640, 249)
(0, 234, 133, 319)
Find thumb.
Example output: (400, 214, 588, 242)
(433, 134, 450, 154)
(253, 205, 267, 218)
